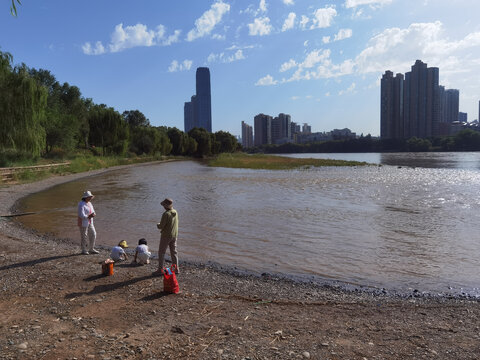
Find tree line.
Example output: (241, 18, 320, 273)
(250, 130, 480, 154)
(0, 50, 240, 165)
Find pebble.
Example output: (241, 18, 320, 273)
(17, 342, 28, 350)
(217, 349, 224, 355)
(302, 351, 310, 358)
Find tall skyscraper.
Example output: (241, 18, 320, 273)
(184, 67, 212, 133)
(195, 67, 212, 132)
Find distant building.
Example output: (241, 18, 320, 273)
(381, 60, 460, 140)
(444, 89, 459, 123)
(302, 123, 311, 134)
(184, 67, 212, 133)
(458, 112, 467, 123)
(271, 113, 292, 144)
(183, 96, 195, 133)
(253, 113, 272, 146)
(241, 121, 253, 148)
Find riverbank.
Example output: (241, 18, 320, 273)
(1, 164, 480, 359)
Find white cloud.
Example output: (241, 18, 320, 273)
(299, 15, 309, 30)
(168, 59, 193, 72)
(163, 30, 181, 46)
(82, 23, 180, 55)
(108, 23, 156, 52)
(280, 59, 297, 72)
(208, 49, 246, 63)
(282, 12, 296, 32)
(303, 40, 309, 47)
(283, 0, 294, 5)
(322, 36, 330, 44)
(248, 17, 272, 36)
(255, 74, 278, 86)
(291, 96, 300, 100)
(82, 41, 106, 55)
(259, 0, 267, 13)
(338, 82, 356, 95)
(354, 21, 480, 74)
(186, 1, 230, 41)
(310, 7, 337, 29)
(282, 12, 297, 31)
(345, 0, 392, 8)
(334, 28, 353, 41)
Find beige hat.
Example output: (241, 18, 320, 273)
(82, 190, 94, 199)
(161, 198, 173, 209)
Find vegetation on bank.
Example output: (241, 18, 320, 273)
(2, 153, 183, 184)
(209, 153, 369, 170)
(250, 130, 480, 154)
(0, 49, 240, 169)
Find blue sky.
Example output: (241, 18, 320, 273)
(2, 0, 480, 136)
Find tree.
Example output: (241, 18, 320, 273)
(122, 110, 150, 128)
(167, 127, 188, 155)
(88, 105, 129, 156)
(0, 56, 46, 157)
(406, 137, 431, 152)
(188, 127, 211, 157)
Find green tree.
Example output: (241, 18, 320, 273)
(188, 127, 211, 157)
(453, 129, 480, 151)
(10, 0, 21, 16)
(0, 56, 46, 157)
(88, 105, 129, 156)
(122, 110, 150, 128)
(167, 127, 189, 155)
(406, 137, 431, 152)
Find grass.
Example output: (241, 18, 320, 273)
(2, 153, 181, 185)
(208, 152, 370, 170)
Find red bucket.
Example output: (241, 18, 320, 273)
(102, 260, 114, 276)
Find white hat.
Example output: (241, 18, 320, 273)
(82, 190, 94, 199)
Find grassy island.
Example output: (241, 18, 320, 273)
(208, 152, 369, 170)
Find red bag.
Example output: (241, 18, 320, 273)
(162, 264, 179, 294)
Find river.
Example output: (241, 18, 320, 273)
(16, 152, 480, 295)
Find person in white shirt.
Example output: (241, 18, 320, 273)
(77, 190, 99, 255)
(133, 238, 151, 265)
(111, 240, 128, 262)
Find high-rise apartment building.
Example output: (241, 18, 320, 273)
(184, 96, 195, 133)
(241, 121, 253, 148)
(184, 67, 212, 133)
(271, 113, 292, 144)
(254, 114, 272, 146)
(444, 89, 459, 123)
(381, 60, 459, 139)
(458, 112, 467, 122)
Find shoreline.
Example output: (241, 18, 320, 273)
(1, 162, 480, 359)
(1, 160, 479, 301)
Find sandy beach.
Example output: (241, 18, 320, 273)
(1, 164, 479, 359)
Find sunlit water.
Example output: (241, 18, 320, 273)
(16, 153, 480, 294)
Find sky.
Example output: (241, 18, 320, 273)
(1, 0, 480, 137)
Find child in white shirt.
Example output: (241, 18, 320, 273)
(110, 240, 128, 262)
(133, 238, 151, 265)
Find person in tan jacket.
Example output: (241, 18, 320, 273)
(155, 198, 179, 274)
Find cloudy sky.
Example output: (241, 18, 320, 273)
(2, 0, 479, 136)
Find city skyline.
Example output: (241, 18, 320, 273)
(1, 1, 480, 137)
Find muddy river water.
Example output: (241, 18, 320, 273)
(16, 153, 480, 294)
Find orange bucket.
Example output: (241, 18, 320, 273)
(102, 261, 114, 276)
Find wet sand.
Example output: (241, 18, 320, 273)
(1, 163, 480, 359)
